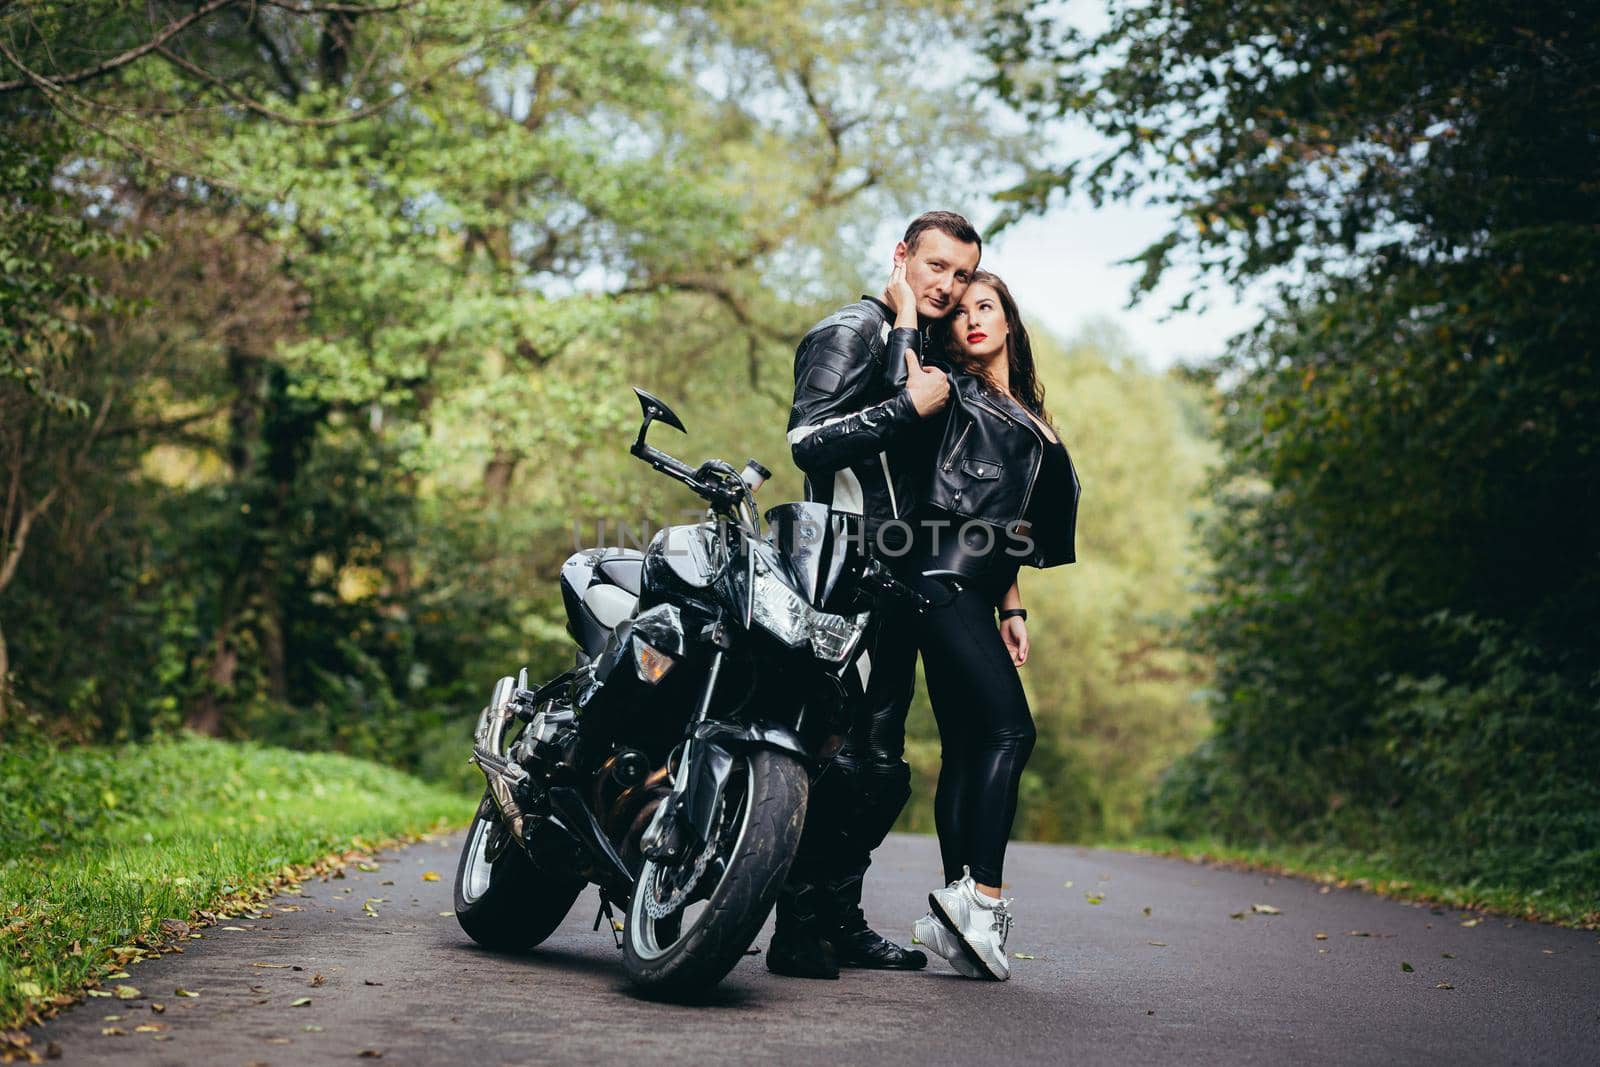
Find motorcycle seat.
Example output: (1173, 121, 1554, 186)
(582, 583, 638, 630)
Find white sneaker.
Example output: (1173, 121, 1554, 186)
(929, 866, 1013, 981)
(913, 910, 982, 978)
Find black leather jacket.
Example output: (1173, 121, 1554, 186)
(906, 360, 1080, 576)
(787, 297, 940, 538)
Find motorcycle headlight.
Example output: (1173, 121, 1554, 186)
(808, 611, 868, 663)
(751, 565, 811, 648)
(750, 560, 869, 663)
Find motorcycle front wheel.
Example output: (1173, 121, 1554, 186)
(453, 792, 585, 952)
(622, 748, 808, 996)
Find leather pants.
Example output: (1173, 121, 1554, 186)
(776, 594, 919, 936)
(909, 564, 1036, 887)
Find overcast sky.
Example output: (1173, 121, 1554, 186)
(982, 200, 1265, 371)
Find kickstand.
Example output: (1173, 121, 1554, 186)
(594, 896, 624, 950)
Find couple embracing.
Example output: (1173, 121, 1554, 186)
(769, 211, 1080, 982)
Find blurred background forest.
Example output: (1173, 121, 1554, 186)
(3, 0, 1595, 914)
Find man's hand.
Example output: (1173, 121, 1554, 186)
(905, 350, 949, 417)
(1000, 616, 1029, 667)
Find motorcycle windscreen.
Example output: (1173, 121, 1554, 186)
(763, 501, 856, 609)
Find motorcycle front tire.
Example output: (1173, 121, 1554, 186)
(622, 748, 808, 996)
(453, 793, 585, 952)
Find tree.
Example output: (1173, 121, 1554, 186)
(0, 1, 1026, 752)
(984, 1, 1600, 892)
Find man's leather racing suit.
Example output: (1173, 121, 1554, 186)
(779, 295, 937, 956)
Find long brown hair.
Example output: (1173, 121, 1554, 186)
(945, 270, 1052, 431)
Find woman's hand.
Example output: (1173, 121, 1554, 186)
(882, 261, 918, 329)
(1000, 616, 1029, 667)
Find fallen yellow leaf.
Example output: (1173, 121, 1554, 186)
(421, 871, 441, 882)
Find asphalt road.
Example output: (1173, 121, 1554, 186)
(31, 832, 1599, 1065)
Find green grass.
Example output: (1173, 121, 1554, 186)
(1114, 834, 1600, 930)
(0, 734, 473, 1031)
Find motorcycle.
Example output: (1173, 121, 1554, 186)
(452, 386, 935, 995)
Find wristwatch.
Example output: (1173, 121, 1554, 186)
(997, 608, 1028, 622)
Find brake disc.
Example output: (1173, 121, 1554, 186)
(642, 800, 723, 921)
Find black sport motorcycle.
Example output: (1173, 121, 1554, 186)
(452, 387, 934, 995)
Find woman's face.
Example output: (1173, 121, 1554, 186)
(951, 282, 1008, 363)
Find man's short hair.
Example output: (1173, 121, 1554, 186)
(903, 211, 982, 257)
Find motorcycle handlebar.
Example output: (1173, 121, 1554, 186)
(858, 560, 931, 611)
(859, 561, 964, 613)
(632, 442, 747, 512)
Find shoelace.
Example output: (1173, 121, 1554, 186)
(990, 900, 1014, 947)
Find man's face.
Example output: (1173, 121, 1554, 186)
(896, 230, 981, 320)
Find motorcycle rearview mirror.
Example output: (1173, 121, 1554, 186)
(917, 568, 966, 610)
(632, 387, 687, 449)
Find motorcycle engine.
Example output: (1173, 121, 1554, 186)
(510, 701, 580, 771)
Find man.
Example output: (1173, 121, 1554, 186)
(768, 211, 983, 979)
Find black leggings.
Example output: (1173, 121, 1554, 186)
(910, 567, 1037, 887)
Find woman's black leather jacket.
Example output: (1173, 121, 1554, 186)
(892, 354, 1079, 575)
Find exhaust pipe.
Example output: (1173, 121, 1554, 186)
(469, 671, 634, 898)
(472, 745, 531, 842)
(471, 675, 525, 837)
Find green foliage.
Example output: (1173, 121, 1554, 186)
(0, 0, 1033, 790)
(989, 0, 1600, 899)
(985, 0, 1596, 295)
(1150, 612, 1600, 920)
(0, 120, 149, 414)
(0, 729, 468, 1029)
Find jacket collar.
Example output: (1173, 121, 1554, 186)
(861, 295, 949, 358)
(861, 295, 893, 320)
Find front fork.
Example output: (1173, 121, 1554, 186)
(640, 647, 813, 864)
(640, 649, 730, 862)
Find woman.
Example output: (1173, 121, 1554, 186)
(883, 266, 1079, 981)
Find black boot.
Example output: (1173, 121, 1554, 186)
(766, 880, 839, 980)
(828, 869, 928, 971)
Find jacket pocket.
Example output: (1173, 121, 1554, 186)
(960, 457, 1003, 480)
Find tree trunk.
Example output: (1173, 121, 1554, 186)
(483, 448, 519, 504)
(0, 615, 10, 723)
(184, 619, 236, 737)
(185, 347, 264, 735)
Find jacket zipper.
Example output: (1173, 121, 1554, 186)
(1016, 444, 1045, 535)
(968, 395, 1016, 425)
(941, 423, 972, 471)
(1010, 404, 1047, 523)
